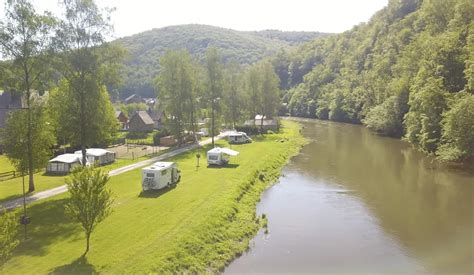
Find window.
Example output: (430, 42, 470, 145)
(161, 170, 167, 176)
(209, 155, 219, 160)
(146, 173, 155, 178)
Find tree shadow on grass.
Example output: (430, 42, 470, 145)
(138, 185, 177, 198)
(50, 255, 97, 275)
(206, 164, 240, 169)
(12, 198, 81, 257)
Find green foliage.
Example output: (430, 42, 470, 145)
(48, 81, 119, 148)
(281, 0, 473, 160)
(0, 207, 19, 266)
(115, 24, 329, 98)
(65, 167, 113, 255)
(436, 93, 474, 160)
(156, 50, 198, 143)
(1, 99, 55, 174)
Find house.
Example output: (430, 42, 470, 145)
(115, 111, 128, 130)
(46, 154, 85, 174)
(74, 148, 116, 166)
(124, 94, 144, 104)
(244, 115, 279, 131)
(129, 111, 154, 132)
(147, 109, 164, 129)
(143, 98, 156, 108)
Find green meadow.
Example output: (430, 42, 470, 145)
(1, 120, 305, 273)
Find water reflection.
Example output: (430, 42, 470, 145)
(226, 119, 473, 274)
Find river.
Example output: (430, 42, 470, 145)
(226, 119, 473, 274)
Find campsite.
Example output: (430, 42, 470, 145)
(1, 0, 473, 274)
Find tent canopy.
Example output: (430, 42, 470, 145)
(207, 147, 239, 156)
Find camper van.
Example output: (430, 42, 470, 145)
(141, 162, 181, 191)
(228, 132, 252, 144)
(207, 147, 239, 166)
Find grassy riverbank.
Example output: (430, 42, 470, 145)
(1, 120, 305, 273)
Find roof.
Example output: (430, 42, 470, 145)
(255, 115, 266, 120)
(143, 161, 175, 171)
(74, 148, 114, 157)
(133, 111, 154, 125)
(229, 132, 248, 137)
(124, 94, 138, 102)
(147, 109, 164, 121)
(207, 147, 239, 156)
(49, 154, 82, 164)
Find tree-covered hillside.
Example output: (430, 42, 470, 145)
(279, 0, 473, 161)
(115, 24, 329, 98)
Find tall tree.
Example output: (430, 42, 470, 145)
(47, 80, 118, 150)
(2, 98, 55, 174)
(0, 0, 56, 191)
(205, 47, 223, 147)
(156, 50, 197, 144)
(55, 0, 120, 165)
(259, 60, 281, 127)
(223, 61, 243, 128)
(244, 63, 261, 120)
(65, 167, 113, 255)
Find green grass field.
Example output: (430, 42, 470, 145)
(0, 155, 15, 173)
(1, 121, 305, 273)
(0, 156, 156, 204)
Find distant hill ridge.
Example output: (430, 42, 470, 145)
(115, 24, 330, 98)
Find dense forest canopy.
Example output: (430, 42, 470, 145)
(277, 0, 473, 161)
(115, 24, 329, 98)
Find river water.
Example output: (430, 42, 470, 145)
(226, 119, 473, 274)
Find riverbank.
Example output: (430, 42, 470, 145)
(1, 120, 306, 273)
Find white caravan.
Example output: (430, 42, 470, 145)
(207, 147, 239, 166)
(228, 132, 252, 144)
(141, 162, 181, 191)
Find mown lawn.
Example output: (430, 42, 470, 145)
(0, 156, 155, 204)
(2, 120, 305, 273)
(0, 155, 15, 173)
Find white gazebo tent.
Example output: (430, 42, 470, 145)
(46, 154, 84, 174)
(74, 148, 116, 166)
(206, 147, 239, 166)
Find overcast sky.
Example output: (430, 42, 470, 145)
(0, 0, 388, 39)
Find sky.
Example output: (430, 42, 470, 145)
(0, 0, 389, 39)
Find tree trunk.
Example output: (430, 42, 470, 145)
(84, 233, 90, 255)
(260, 115, 264, 134)
(80, 80, 87, 167)
(25, 68, 35, 192)
(211, 101, 215, 147)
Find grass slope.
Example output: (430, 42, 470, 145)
(1, 120, 306, 273)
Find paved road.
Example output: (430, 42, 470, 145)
(1, 133, 228, 210)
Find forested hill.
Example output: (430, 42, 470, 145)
(115, 24, 329, 98)
(278, 0, 474, 161)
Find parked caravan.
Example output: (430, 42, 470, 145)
(141, 162, 181, 191)
(74, 148, 116, 166)
(46, 154, 85, 174)
(228, 132, 252, 144)
(207, 147, 239, 166)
